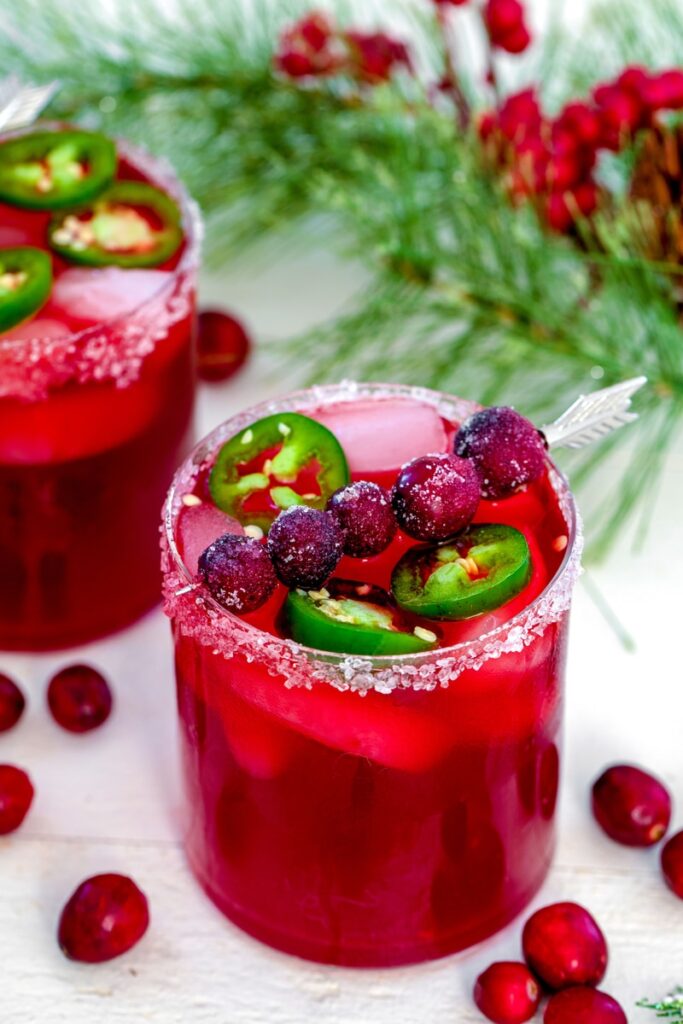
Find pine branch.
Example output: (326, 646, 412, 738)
(638, 990, 683, 1021)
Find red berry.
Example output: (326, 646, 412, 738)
(661, 830, 683, 899)
(544, 987, 627, 1024)
(345, 31, 411, 83)
(642, 69, 683, 112)
(484, 0, 525, 39)
(327, 481, 396, 558)
(478, 111, 498, 142)
(391, 453, 481, 541)
(546, 181, 598, 233)
(0, 673, 26, 733)
(474, 962, 541, 1024)
(0, 764, 34, 834)
(267, 506, 343, 589)
(454, 406, 546, 499)
(522, 902, 608, 990)
(197, 310, 251, 383)
(593, 84, 643, 148)
(275, 12, 343, 79)
(498, 89, 543, 145)
(199, 534, 277, 612)
(497, 24, 531, 54)
(592, 764, 671, 847)
(58, 874, 149, 963)
(47, 665, 113, 734)
(554, 102, 603, 151)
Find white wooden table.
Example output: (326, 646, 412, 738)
(2, 243, 682, 1024)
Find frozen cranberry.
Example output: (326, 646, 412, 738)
(661, 830, 683, 899)
(327, 481, 396, 557)
(58, 873, 149, 963)
(454, 406, 546, 499)
(267, 506, 343, 589)
(391, 453, 480, 541)
(474, 962, 541, 1024)
(0, 764, 34, 834)
(199, 533, 277, 612)
(0, 673, 26, 733)
(592, 764, 671, 846)
(522, 902, 608, 990)
(544, 987, 627, 1024)
(197, 310, 250, 383)
(47, 665, 113, 734)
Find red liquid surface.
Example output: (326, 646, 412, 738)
(0, 146, 196, 649)
(171, 409, 574, 966)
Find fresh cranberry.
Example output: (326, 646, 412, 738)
(544, 987, 627, 1024)
(58, 873, 150, 963)
(267, 506, 343, 589)
(0, 764, 34, 834)
(484, 0, 524, 39)
(661, 830, 683, 899)
(0, 673, 26, 733)
(391, 453, 480, 541)
(197, 310, 251, 383)
(546, 181, 598, 233)
(454, 406, 546, 499)
(474, 962, 541, 1024)
(592, 764, 671, 846)
(327, 481, 396, 557)
(498, 89, 543, 144)
(275, 12, 343, 78)
(497, 24, 531, 54)
(642, 69, 683, 111)
(554, 102, 603, 151)
(345, 30, 411, 83)
(522, 902, 608, 990)
(47, 665, 113, 734)
(199, 534, 277, 612)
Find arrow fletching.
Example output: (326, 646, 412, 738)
(542, 376, 647, 450)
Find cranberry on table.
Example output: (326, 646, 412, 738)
(58, 873, 150, 963)
(454, 406, 546, 499)
(0, 764, 34, 834)
(522, 902, 607, 990)
(197, 309, 251, 383)
(267, 506, 343, 589)
(199, 533, 277, 612)
(47, 665, 113, 733)
(327, 481, 396, 558)
(544, 987, 627, 1024)
(473, 961, 541, 1024)
(661, 830, 683, 899)
(391, 453, 480, 541)
(0, 673, 26, 733)
(592, 764, 671, 846)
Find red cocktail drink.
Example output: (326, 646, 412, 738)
(0, 124, 200, 649)
(162, 384, 581, 967)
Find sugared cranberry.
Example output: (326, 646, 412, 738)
(267, 506, 343, 589)
(0, 673, 26, 733)
(58, 873, 149, 963)
(0, 764, 34, 834)
(454, 406, 546, 499)
(544, 987, 627, 1024)
(199, 533, 277, 612)
(661, 830, 683, 899)
(47, 665, 113, 734)
(391, 453, 480, 541)
(197, 310, 251, 383)
(327, 481, 396, 557)
(474, 962, 541, 1024)
(592, 764, 671, 846)
(522, 902, 608, 990)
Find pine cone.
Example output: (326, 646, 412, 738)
(630, 123, 683, 264)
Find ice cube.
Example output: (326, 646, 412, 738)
(46, 267, 172, 328)
(312, 398, 450, 476)
(0, 318, 67, 342)
(177, 501, 244, 574)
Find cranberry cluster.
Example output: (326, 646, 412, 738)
(480, 66, 683, 232)
(275, 11, 410, 84)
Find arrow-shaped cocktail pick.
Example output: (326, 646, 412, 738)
(541, 376, 647, 450)
(0, 76, 60, 133)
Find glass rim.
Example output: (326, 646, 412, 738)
(0, 121, 202, 357)
(162, 382, 582, 682)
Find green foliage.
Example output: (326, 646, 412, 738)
(1, 0, 683, 554)
(638, 989, 683, 1021)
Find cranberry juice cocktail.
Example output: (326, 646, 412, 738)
(0, 124, 200, 649)
(162, 383, 581, 967)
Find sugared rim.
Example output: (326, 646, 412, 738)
(162, 382, 583, 692)
(0, 122, 202, 400)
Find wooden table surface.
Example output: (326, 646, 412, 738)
(1, 246, 682, 1024)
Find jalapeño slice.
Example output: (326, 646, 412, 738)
(392, 523, 531, 621)
(286, 579, 439, 656)
(0, 247, 52, 332)
(48, 181, 183, 268)
(210, 412, 350, 533)
(0, 130, 116, 210)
